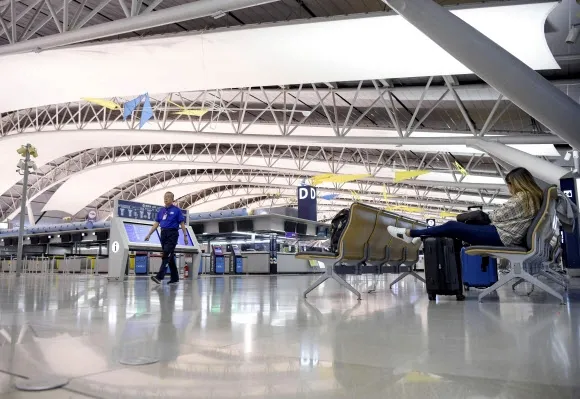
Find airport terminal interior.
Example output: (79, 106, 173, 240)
(2, 0, 580, 397)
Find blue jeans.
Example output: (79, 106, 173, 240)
(410, 221, 504, 246)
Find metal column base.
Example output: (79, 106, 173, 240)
(14, 376, 69, 391)
(303, 266, 362, 300)
(389, 270, 425, 289)
(512, 270, 568, 292)
(119, 356, 159, 366)
(479, 264, 564, 304)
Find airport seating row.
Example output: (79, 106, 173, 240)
(466, 185, 567, 304)
(297, 202, 425, 300)
(298, 187, 567, 303)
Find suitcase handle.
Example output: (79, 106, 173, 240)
(481, 256, 489, 273)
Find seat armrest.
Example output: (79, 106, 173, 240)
(296, 251, 338, 260)
(465, 245, 528, 258)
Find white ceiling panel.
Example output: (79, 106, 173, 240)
(0, 3, 558, 113)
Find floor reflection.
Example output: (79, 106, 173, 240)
(0, 273, 578, 398)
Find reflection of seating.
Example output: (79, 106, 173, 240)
(465, 186, 565, 304)
(297, 203, 378, 299)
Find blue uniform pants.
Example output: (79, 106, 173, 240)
(410, 221, 504, 247)
(156, 229, 179, 282)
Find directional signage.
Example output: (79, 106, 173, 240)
(117, 200, 188, 222)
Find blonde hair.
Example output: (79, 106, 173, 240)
(505, 168, 543, 215)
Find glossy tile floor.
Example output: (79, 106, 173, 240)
(0, 273, 579, 398)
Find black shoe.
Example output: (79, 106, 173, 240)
(151, 276, 161, 284)
(167, 280, 179, 285)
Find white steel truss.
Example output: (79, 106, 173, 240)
(0, 79, 557, 138)
(0, 75, 561, 223)
(0, 142, 510, 219)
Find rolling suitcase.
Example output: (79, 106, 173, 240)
(460, 248, 498, 290)
(423, 237, 465, 301)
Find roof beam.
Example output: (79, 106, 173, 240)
(384, 0, 580, 151)
(0, 0, 279, 56)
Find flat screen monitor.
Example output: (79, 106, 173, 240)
(231, 245, 241, 256)
(71, 233, 83, 242)
(96, 231, 109, 241)
(218, 221, 235, 233)
(124, 222, 160, 244)
(177, 229, 194, 246)
(296, 223, 307, 235)
(214, 246, 223, 255)
(236, 219, 254, 232)
(30, 236, 40, 245)
(39, 236, 50, 244)
(284, 221, 296, 233)
(60, 233, 71, 243)
(191, 224, 205, 235)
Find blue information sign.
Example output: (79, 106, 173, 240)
(297, 186, 317, 221)
(117, 200, 188, 222)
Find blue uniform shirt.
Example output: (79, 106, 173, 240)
(156, 205, 185, 229)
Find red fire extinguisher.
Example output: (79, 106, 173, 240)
(184, 264, 189, 279)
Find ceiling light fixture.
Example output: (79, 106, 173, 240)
(211, 10, 227, 19)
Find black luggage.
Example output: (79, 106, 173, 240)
(423, 237, 465, 301)
(329, 209, 350, 253)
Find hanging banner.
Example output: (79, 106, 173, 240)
(310, 173, 370, 186)
(394, 170, 430, 182)
(297, 186, 317, 221)
(440, 211, 459, 218)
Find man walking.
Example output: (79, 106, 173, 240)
(145, 192, 188, 285)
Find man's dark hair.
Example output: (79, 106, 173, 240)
(165, 191, 175, 200)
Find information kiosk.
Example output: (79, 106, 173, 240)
(108, 199, 200, 281)
(229, 245, 244, 274)
(211, 246, 225, 274)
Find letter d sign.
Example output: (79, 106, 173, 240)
(297, 185, 317, 221)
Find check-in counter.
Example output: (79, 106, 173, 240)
(96, 257, 108, 273)
(200, 254, 211, 274)
(277, 253, 323, 274)
(60, 258, 82, 273)
(242, 252, 270, 274)
(149, 257, 162, 274)
(1, 259, 12, 272)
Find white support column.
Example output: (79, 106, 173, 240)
(383, 0, 580, 150)
(473, 140, 568, 184)
(26, 201, 35, 226)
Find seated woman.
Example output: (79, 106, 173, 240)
(388, 167, 543, 247)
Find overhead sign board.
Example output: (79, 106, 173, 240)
(117, 200, 188, 223)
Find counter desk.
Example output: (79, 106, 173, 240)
(199, 251, 323, 275)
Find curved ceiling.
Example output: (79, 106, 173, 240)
(0, 127, 559, 202)
(190, 193, 473, 220)
(135, 178, 508, 208)
(0, 2, 558, 113)
(42, 156, 507, 215)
